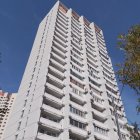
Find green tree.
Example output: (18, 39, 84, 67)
(117, 25, 140, 111)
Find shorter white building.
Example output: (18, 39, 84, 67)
(0, 90, 16, 140)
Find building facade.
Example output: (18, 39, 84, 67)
(4, 1, 130, 140)
(0, 90, 16, 139)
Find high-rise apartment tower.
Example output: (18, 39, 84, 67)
(4, 1, 130, 140)
(0, 90, 16, 140)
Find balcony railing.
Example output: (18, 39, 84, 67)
(44, 93, 63, 107)
(53, 40, 67, 53)
(40, 117, 62, 132)
(50, 59, 66, 73)
(52, 46, 66, 59)
(46, 82, 64, 97)
(41, 104, 63, 119)
(47, 73, 65, 89)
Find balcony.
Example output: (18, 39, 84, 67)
(50, 59, 66, 73)
(52, 46, 66, 60)
(87, 59, 98, 70)
(55, 26, 67, 38)
(70, 70, 84, 81)
(70, 100, 85, 111)
(106, 90, 118, 100)
(58, 12, 68, 22)
(57, 16, 68, 26)
(89, 79, 101, 93)
(57, 15, 68, 26)
(92, 109, 107, 122)
(89, 73, 100, 82)
(91, 100, 105, 112)
(70, 91, 86, 106)
(94, 133, 108, 140)
(47, 73, 65, 89)
(53, 40, 67, 53)
(72, 17, 81, 27)
(51, 52, 66, 66)
(53, 35, 67, 48)
(69, 126, 88, 139)
(86, 37, 94, 45)
(85, 29, 93, 38)
(41, 104, 63, 119)
(87, 53, 97, 63)
(85, 38, 94, 47)
(106, 85, 118, 97)
(72, 28, 81, 37)
(54, 31, 67, 43)
(44, 93, 63, 108)
(70, 112, 87, 124)
(71, 31, 82, 40)
(56, 23, 68, 34)
(71, 20, 81, 31)
(94, 125, 108, 140)
(39, 117, 62, 132)
(71, 57, 83, 68)
(70, 77, 85, 90)
(48, 66, 65, 81)
(56, 19, 68, 30)
(46, 82, 64, 97)
(48, 71, 64, 83)
(37, 133, 60, 140)
(112, 116, 126, 125)
(105, 81, 118, 91)
(51, 51, 66, 65)
(71, 24, 81, 34)
(86, 33, 94, 41)
(58, 10, 68, 18)
(86, 47, 96, 56)
(90, 87, 102, 98)
(43, 96, 64, 111)
(93, 120, 108, 131)
(71, 40, 82, 51)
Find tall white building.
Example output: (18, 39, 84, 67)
(0, 90, 16, 140)
(4, 1, 130, 140)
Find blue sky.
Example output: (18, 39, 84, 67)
(0, 0, 139, 126)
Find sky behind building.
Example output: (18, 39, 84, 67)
(0, 0, 139, 126)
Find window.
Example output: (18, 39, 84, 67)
(71, 86, 83, 96)
(89, 78, 101, 88)
(106, 85, 117, 95)
(88, 65, 98, 75)
(71, 51, 82, 61)
(39, 127, 59, 137)
(89, 71, 99, 80)
(71, 57, 82, 67)
(41, 113, 60, 123)
(72, 47, 82, 56)
(71, 64, 82, 73)
(70, 70, 83, 80)
(70, 77, 84, 89)
(94, 125, 108, 135)
(70, 118, 86, 130)
(70, 106, 85, 118)
(91, 95, 103, 104)
(103, 72, 113, 81)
